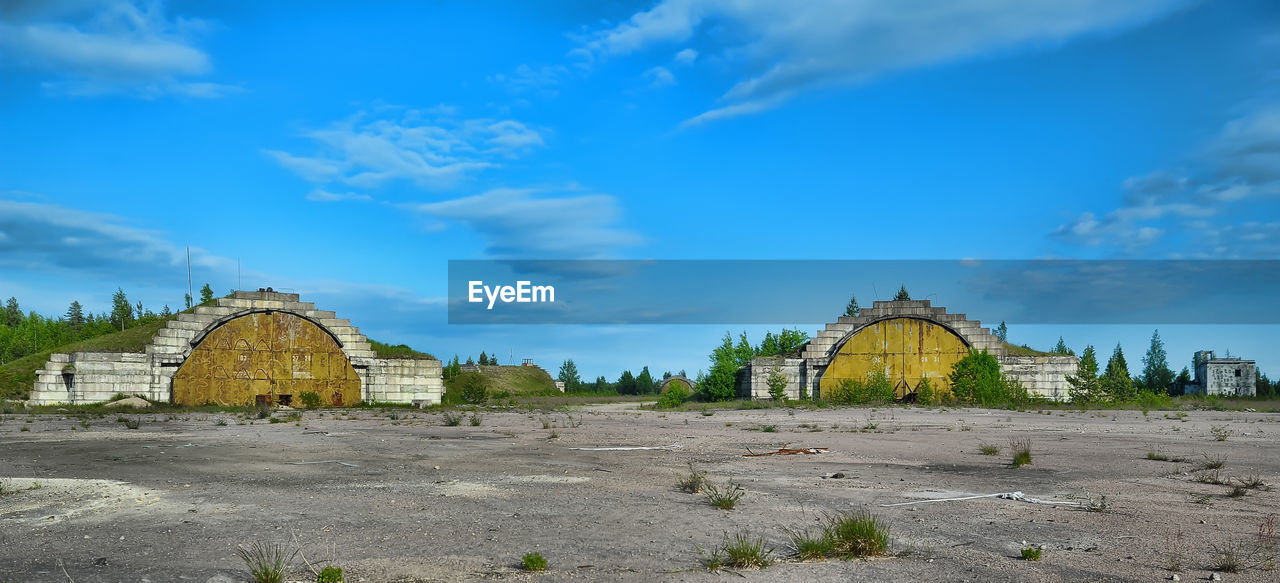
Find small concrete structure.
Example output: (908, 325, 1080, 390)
(1182, 350, 1256, 397)
(30, 290, 443, 406)
(738, 299, 1079, 401)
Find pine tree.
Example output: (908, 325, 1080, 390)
(593, 376, 610, 393)
(110, 287, 132, 330)
(616, 369, 637, 395)
(160, 305, 172, 317)
(844, 294, 860, 317)
(4, 297, 21, 327)
(479, 351, 488, 366)
(1052, 337, 1073, 355)
(994, 321, 1008, 343)
(1102, 343, 1135, 401)
(636, 366, 655, 394)
(558, 359, 582, 392)
(184, 292, 193, 310)
(894, 285, 911, 301)
(1141, 329, 1175, 395)
(199, 283, 215, 306)
(1067, 345, 1101, 403)
(65, 301, 84, 331)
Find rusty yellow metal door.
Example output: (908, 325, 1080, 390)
(173, 312, 361, 406)
(819, 317, 969, 398)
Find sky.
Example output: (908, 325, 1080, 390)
(1, 0, 1278, 382)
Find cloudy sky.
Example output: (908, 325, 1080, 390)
(2, 0, 1277, 380)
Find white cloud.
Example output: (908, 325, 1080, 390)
(409, 187, 642, 258)
(644, 66, 676, 87)
(674, 48, 697, 64)
(582, 0, 1187, 124)
(1053, 104, 1280, 256)
(267, 107, 547, 194)
(0, 0, 232, 98)
(305, 189, 372, 203)
(488, 63, 570, 96)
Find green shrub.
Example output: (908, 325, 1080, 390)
(825, 370, 895, 405)
(522, 551, 547, 571)
(655, 383, 691, 409)
(675, 464, 707, 494)
(825, 511, 890, 559)
(236, 542, 296, 583)
(766, 367, 788, 402)
(708, 531, 772, 570)
(916, 377, 938, 405)
(458, 372, 489, 405)
(786, 526, 834, 560)
(1010, 437, 1032, 467)
(468, 412, 483, 426)
(298, 392, 322, 408)
(949, 349, 1029, 407)
(1021, 546, 1042, 561)
(704, 480, 745, 510)
(979, 442, 1000, 456)
(317, 565, 343, 583)
(442, 411, 463, 426)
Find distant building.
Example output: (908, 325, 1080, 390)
(1181, 350, 1256, 397)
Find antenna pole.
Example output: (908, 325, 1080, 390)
(186, 247, 193, 308)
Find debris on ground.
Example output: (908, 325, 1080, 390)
(881, 491, 1083, 508)
(104, 396, 151, 409)
(743, 445, 828, 457)
(569, 444, 683, 451)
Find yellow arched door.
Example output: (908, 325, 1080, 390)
(173, 312, 361, 406)
(819, 317, 969, 398)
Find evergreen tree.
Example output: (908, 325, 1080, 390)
(994, 321, 1008, 343)
(703, 332, 743, 401)
(465, 355, 475, 366)
(1141, 329, 1175, 395)
(894, 285, 910, 301)
(479, 351, 488, 366)
(1067, 345, 1101, 403)
(4, 297, 21, 327)
(616, 369, 637, 395)
(593, 376, 610, 393)
(1052, 337, 1074, 355)
(636, 366, 655, 394)
(159, 304, 172, 317)
(199, 283, 215, 306)
(844, 294, 860, 317)
(65, 301, 84, 331)
(110, 287, 132, 330)
(558, 359, 582, 392)
(184, 292, 193, 310)
(1102, 343, 1135, 401)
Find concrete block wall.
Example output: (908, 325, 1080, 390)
(364, 358, 444, 404)
(738, 357, 805, 400)
(30, 352, 154, 405)
(29, 290, 444, 406)
(997, 355, 1079, 401)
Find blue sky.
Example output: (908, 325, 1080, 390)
(1, 0, 1278, 381)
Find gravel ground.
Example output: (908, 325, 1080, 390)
(1, 404, 1278, 582)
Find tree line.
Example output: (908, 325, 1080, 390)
(0, 284, 226, 366)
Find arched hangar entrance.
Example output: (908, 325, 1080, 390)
(818, 316, 970, 399)
(172, 311, 361, 407)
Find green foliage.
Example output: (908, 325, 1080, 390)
(317, 565, 344, 583)
(675, 463, 707, 493)
(368, 340, 435, 360)
(948, 349, 1028, 407)
(825, 370, 895, 405)
(704, 480, 745, 510)
(468, 412, 483, 426)
(894, 285, 910, 301)
(655, 383, 691, 409)
(915, 376, 938, 405)
(199, 283, 216, 306)
(636, 366, 655, 394)
(557, 359, 582, 392)
(844, 294, 860, 318)
(1052, 336, 1074, 355)
(787, 525, 835, 560)
(458, 371, 489, 404)
(1009, 437, 1032, 467)
(1021, 546, 1042, 561)
(521, 552, 547, 571)
(442, 411, 463, 426)
(979, 443, 1000, 455)
(1102, 343, 1135, 401)
(1142, 329, 1175, 395)
(766, 367, 788, 401)
(1067, 345, 1102, 403)
(758, 328, 810, 357)
(110, 287, 133, 330)
(825, 511, 890, 559)
(298, 392, 322, 408)
(709, 531, 772, 570)
(236, 542, 296, 583)
(994, 321, 1008, 343)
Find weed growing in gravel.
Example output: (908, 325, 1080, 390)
(1165, 528, 1185, 571)
(1235, 474, 1269, 491)
(124, 418, 140, 430)
(1194, 470, 1226, 485)
(1261, 514, 1276, 571)
(1020, 546, 1042, 561)
(317, 565, 344, 582)
(825, 511, 890, 559)
(1195, 453, 1227, 471)
(1209, 543, 1244, 572)
(1211, 425, 1231, 441)
(675, 464, 707, 494)
(521, 552, 547, 571)
(215, 419, 227, 426)
(979, 443, 1000, 455)
(441, 411, 463, 426)
(761, 424, 778, 433)
(1009, 437, 1032, 467)
(704, 480, 745, 510)
(707, 531, 772, 570)
(236, 541, 296, 583)
(468, 412, 483, 426)
(785, 525, 834, 560)
(1228, 485, 1248, 498)
(1145, 447, 1187, 462)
